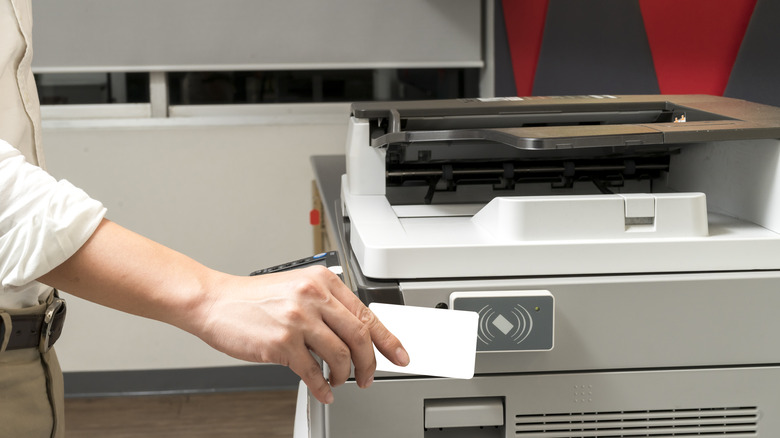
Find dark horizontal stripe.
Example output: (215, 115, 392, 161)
(64, 364, 299, 398)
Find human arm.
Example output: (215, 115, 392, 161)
(37, 218, 409, 404)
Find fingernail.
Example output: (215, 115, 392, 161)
(358, 374, 373, 389)
(324, 391, 334, 404)
(396, 347, 410, 366)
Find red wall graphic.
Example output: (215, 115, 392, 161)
(501, 0, 759, 96)
(639, 0, 757, 95)
(502, 0, 549, 96)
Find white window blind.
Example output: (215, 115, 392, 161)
(31, 0, 483, 73)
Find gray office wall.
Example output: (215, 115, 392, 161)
(532, 0, 659, 96)
(725, 0, 780, 107)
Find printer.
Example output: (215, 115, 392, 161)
(298, 95, 780, 437)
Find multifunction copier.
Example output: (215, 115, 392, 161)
(297, 95, 780, 437)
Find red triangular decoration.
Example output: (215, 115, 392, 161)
(502, 0, 549, 96)
(639, 0, 757, 95)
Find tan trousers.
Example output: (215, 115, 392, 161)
(0, 300, 65, 437)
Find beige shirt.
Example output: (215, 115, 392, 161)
(0, 0, 44, 167)
(1, 0, 106, 309)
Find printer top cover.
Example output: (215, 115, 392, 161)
(342, 95, 780, 280)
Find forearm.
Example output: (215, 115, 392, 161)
(37, 218, 218, 333)
(37, 217, 409, 405)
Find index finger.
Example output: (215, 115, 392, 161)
(324, 274, 409, 367)
(356, 304, 410, 367)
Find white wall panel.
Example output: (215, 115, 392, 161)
(42, 112, 347, 371)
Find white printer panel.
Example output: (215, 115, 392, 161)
(399, 271, 780, 375)
(322, 367, 778, 437)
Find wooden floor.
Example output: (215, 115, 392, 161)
(64, 390, 297, 438)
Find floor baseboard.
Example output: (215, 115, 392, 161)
(64, 364, 300, 398)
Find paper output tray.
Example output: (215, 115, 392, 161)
(356, 95, 780, 152)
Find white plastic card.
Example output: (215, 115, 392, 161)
(369, 303, 479, 379)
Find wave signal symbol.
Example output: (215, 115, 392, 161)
(477, 304, 533, 346)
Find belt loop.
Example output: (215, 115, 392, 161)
(0, 311, 11, 354)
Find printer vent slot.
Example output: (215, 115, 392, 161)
(514, 406, 758, 437)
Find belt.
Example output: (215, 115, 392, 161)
(0, 298, 66, 353)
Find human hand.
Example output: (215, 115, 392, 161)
(35, 219, 406, 405)
(192, 265, 409, 404)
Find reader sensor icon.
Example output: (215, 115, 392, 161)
(451, 291, 553, 352)
(478, 305, 533, 346)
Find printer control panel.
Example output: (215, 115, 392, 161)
(249, 251, 343, 278)
(450, 291, 554, 352)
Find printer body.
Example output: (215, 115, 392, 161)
(300, 95, 780, 437)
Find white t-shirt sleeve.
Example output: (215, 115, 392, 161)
(0, 139, 107, 289)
